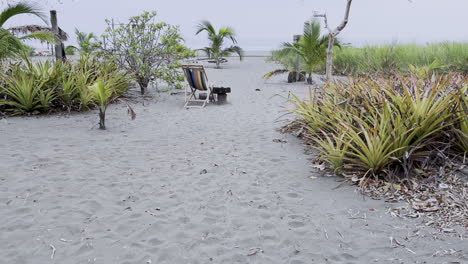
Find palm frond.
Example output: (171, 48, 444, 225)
(0, 28, 25, 60)
(219, 27, 237, 44)
(19, 31, 58, 43)
(197, 47, 213, 58)
(0, 2, 47, 27)
(263, 69, 289, 80)
(222, 45, 243, 60)
(196, 20, 216, 36)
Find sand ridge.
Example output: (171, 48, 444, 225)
(0, 57, 466, 263)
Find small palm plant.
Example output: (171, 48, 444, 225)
(66, 29, 101, 55)
(265, 20, 339, 84)
(196, 21, 243, 68)
(0, 2, 57, 60)
(88, 80, 136, 130)
(88, 80, 112, 129)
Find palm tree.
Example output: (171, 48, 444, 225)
(196, 21, 243, 68)
(265, 20, 339, 84)
(66, 29, 101, 55)
(0, 2, 56, 60)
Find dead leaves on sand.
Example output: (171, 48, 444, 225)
(373, 170, 468, 231)
(272, 138, 288, 144)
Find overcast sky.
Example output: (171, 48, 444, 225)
(3, 0, 468, 50)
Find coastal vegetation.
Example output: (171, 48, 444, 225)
(1, 8, 194, 129)
(268, 42, 468, 83)
(196, 20, 243, 68)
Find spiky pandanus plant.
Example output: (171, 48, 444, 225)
(196, 21, 243, 68)
(0, 2, 57, 60)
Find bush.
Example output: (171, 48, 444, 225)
(0, 55, 131, 115)
(102, 11, 194, 94)
(290, 73, 467, 179)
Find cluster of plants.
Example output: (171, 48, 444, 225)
(332, 42, 468, 75)
(264, 20, 338, 84)
(0, 55, 132, 117)
(289, 72, 467, 182)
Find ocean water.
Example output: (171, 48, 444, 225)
(195, 50, 272, 58)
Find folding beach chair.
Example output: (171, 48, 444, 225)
(181, 65, 215, 108)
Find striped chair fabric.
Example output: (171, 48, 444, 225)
(183, 67, 208, 91)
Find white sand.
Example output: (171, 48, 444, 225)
(0, 57, 466, 263)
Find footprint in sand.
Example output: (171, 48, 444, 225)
(288, 221, 305, 228)
(286, 192, 300, 199)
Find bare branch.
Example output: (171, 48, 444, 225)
(332, 0, 352, 37)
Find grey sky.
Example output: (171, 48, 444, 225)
(4, 0, 468, 50)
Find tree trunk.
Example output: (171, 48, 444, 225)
(324, 0, 353, 81)
(99, 108, 106, 130)
(293, 35, 301, 80)
(137, 77, 149, 94)
(307, 74, 313, 85)
(326, 36, 335, 81)
(216, 58, 220, 69)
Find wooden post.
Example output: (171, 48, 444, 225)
(50, 10, 63, 61)
(293, 35, 301, 81)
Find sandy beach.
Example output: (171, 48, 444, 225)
(0, 57, 466, 263)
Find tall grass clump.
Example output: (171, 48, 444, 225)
(290, 73, 467, 181)
(333, 42, 468, 75)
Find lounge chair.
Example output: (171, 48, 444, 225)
(182, 65, 217, 108)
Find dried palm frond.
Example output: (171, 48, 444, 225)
(263, 69, 289, 80)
